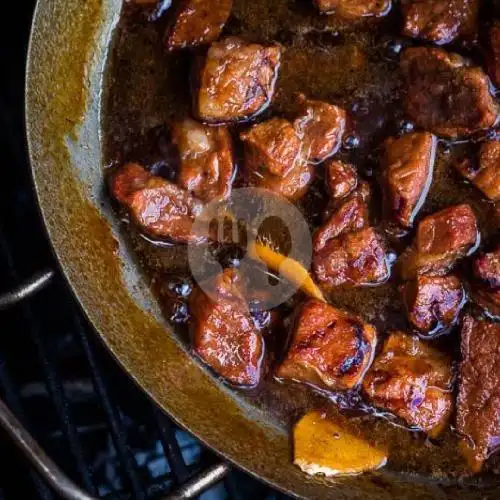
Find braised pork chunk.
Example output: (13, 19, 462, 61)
(166, 0, 233, 51)
(363, 332, 453, 437)
(401, 47, 498, 137)
(401, 0, 479, 45)
(190, 269, 264, 387)
(457, 317, 500, 472)
(277, 299, 377, 391)
(195, 37, 281, 124)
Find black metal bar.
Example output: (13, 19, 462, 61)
(0, 354, 54, 500)
(0, 397, 97, 500)
(152, 409, 190, 485)
(0, 270, 54, 309)
(28, 319, 97, 495)
(163, 463, 230, 500)
(71, 312, 146, 500)
(0, 231, 96, 495)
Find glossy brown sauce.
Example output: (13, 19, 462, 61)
(103, 0, 500, 482)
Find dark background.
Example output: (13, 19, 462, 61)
(0, 2, 287, 498)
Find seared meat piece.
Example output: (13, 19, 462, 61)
(487, 21, 500, 88)
(109, 163, 152, 206)
(399, 204, 478, 279)
(190, 269, 264, 387)
(401, 47, 498, 138)
(195, 37, 281, 124)
(172, 118, 234, 202)
(314, 0, 392, 18)
(401, 0, 479, 45)
(455, 141, 500, 202)
(314, 227, 391, 287)
(293, 94, 346, 164)
(240, 118, 303, 178)
(166, 0, 233, 51)
(326, 160, 358, 200)
(313, 190, 370, 251)
(402, 275, 465, 336)
(382, 132, 436, 229)
(456, 316, 500, 472)
(129, 178, 205, 243)
(240, 118, 314, 200)
(471, 246, 500, 318)
(110, 163, 205, 243)
(277, 299, 377, 391)
(363, 331, 453, 437)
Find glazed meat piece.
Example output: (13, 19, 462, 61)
(240, 118, 303, 178)
(399, 204, 478, 279)
(325, 160, 358, 200)
(240, 118, 314, 201)
(129, 177, 205, 243)
(195, 37, 281, 124)
(471, 246, 500, 318)
(313, 190, 370, 251)
(363, 332, 453, 437)
(109, 162, 152, 206)
(110, 163, 206, 243)
(402, 275, 465, 336)
(314, 0, 392, 18)
(401, 47, 498, 137)
(293, 94, 346, 164)
(488, 22, 500, 88)
(172, 118, 234, 202)
(276, 299, 377, 391)
(382, 132, 436, 229)
(401, 0, 479, 45)
(455, 141, 500, 202)
(190, 269, 264, 387)
(314, 227, 391, 288)
(166, 0, 233, 51)
(456, 316, 500, 472)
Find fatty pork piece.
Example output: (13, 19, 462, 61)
(190, 268, 264, 387)
(194, 37, 281, 124)
(325, 160, 358, 200)
(313, 186, 391, 287)
(314, 0, 392, 18)
(455, 140, 500, 202)
(471, 245, 500, 318)
(399, 204, 478, 280)
(402, 274, 465, 336)
(276, 299, 377, 391)
(401, 47, 498, 138)
(165, 0, 233, 51)
(172, 118, 234, 202)
(382, 132, 436, 230)
(456, 316, 500, 472)
(293, 94, 346, 164)
(401, 0, 479, 45)
(240, 118, 314, 201)
(362, 331, 453, 437)
(109, 163, 205, 243)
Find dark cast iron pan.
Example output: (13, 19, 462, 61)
(22, 0, 499, 498)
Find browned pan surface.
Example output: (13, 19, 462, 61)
(25, 0, 499, 498)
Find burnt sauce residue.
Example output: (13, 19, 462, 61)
(103, 0, 500, 482)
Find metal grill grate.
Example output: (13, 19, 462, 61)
(0, 3, 288, 499)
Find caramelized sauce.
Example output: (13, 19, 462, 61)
(103, 0, 500, 482)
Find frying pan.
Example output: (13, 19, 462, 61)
(21, 0, 499, 498)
